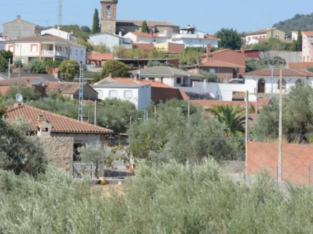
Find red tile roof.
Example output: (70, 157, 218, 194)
(204, 35, 220, 40)
(191, 99, 270, 110)
(200, 60, 245, 68)
(289, 62, 313, 68)
(245, 68, 313, 77)
(6, 104, 113, 134)
(0, 86, 11, 96)
(302, 31, 313, 37)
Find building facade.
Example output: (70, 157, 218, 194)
(245, 27, 286, 43)
(2, 16, 42, 40)
(4, 35, 86, 64)
(41, 28, 77, 41)
(302, 31, 313, 62)
(88, 32, 132, 50)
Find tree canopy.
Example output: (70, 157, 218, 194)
(273, 13, 313, 35)
(141, 20, 149, 33)
(91, 9, 100, 34)
(101, 60, 128, 78)
(0, 50, 13, 72)
(58, 60, 80, 80)
(216, 28, 242, 50)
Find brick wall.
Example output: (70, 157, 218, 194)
(247, 142, 313, 185)
(40, 136, 73, 172)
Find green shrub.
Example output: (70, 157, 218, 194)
(27, 59, 46, 74)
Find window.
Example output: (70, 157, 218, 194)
(257, 78, 266, 93)
(31, 45, 37, 52)
(124, 90, 133, 98)
(277, 79, 287, 90)
(106, 6, 111, 19)
(209, 68, 216, 73)
(109, 90, 118, 98)
(176, 77, 182, 84)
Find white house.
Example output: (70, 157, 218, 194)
(182, 68, 313, 102)
(41, 28, 77, 41)
(130, 66, 205, 88)
(4, 34, 86, 64)
(169, 26, 219, 48)
(124, 32, 167, 44)
(93, 78, 151, 110)
(89, 32, 132, 50)
(302, 31, 313, 62)
(124, 28, 219, 49)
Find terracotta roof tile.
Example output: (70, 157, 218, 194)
(289, 62, 313, 68)
(0, 86, 11, 96)
(129, 32, 166, 38)
(6, 104, 113, 134)
(114, 78, 173, 88)
(245, 68, 313, 77)
(200, 60, 245, 68)
(302, 31, 313, 37)
(45, 82, 80, 94)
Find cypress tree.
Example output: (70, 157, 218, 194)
(141, 20, 149, 33)
(91, 9, 100, 34)
(296, 30, 302, 51)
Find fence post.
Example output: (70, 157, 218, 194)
(308, 165, 311, 185)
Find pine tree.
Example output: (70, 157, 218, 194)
(296, 30, 302, 51)
(91, 9, 100, 34)
(141, 20, 149, 33)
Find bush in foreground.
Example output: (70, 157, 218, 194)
(2, 160, 313, 233)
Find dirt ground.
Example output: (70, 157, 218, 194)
(91, 183, 127, 198)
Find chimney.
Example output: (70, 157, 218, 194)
(38, 115, 44, 121)
(206, 44, 211, 60)
(241, 44, 245, 54)
(16, 15, 21, 21)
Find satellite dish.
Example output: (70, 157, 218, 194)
(16, 94, 23, 103)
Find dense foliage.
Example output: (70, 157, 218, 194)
(253, 84, 313, 143)
(274, 13, 313, 35)
(0, 50, 13, 72)
(58, 60, 80, 80)
(4, 86, 41, 101)
(27, 59, 46, 74)
(61, 25, 90, 41)
(199, 69, 219, 82)
(2, 161, 313, 233)
(249, 38, 292, 51)
(216, 28, 242, 50)
(112, 46, 166, 59)
(128, 100, 244, 162)
(141, 20, 149, 33)
(0, 118, 46, 176)
(91, 9, 100, 34)
(101, 60, 128, 78)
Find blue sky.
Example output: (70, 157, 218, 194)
(0, 0, 312, 34)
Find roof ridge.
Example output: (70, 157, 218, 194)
(8, 104, 112, 132)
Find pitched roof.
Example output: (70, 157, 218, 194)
(3, 17, 38, 27)
(302, 31, 313, 37)
(0, 76, 58, 86)
(245, 68, 313, 77)
(94, 82, 149, 88)
(288, 62, 313, 69)
(4, 35, 86, 48)
(245, 27, 281, 36)
(130, 66, 204, 78)
(200, 60, 245, 68)
(117, 20, 178, 27)
(6, 104, 113, 134)
(114, 78, 174, 88)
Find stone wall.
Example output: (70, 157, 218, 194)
(40, 136, 73, 172)
(260, 51, 302, 63)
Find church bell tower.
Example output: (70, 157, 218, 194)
(100, 0, 118, 34)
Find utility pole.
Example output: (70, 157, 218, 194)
(78, 62, 84, 121)
(8, 58, 11, 78)
(278, 69, 283, 183)
(94, 99, 98, 125)
(245, 91, 249, 173)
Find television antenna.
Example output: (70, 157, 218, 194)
(58, 0, 63, 26)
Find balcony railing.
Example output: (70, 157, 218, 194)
(42, 50, 67, 57)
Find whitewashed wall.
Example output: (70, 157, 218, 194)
(69, 44, 86, 64)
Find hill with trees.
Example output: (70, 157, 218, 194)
(273, 13, 313, 35)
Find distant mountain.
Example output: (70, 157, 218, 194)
(273, 13, 313, 35)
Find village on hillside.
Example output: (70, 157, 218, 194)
(2, 0, 313, 232)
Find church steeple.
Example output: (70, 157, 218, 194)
(101, 0, 118, 34)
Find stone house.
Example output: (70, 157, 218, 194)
(6, 104, 113, 170)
